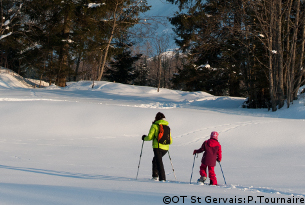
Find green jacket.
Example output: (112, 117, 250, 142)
(143, 119, 172, 150)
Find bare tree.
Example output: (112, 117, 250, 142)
(154, 34, 170, 92)
(96, 0, 149, 83)
(246, 0, 305, 110)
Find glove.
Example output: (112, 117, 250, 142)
(217, 159, 221, 162)
(193, 150, 197, 155)
(142, 135, 147, 141)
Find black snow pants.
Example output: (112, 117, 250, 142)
(152, 148, 168, 181)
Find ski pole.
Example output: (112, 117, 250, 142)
(168, 151, 177, 180)
(136, 140, 144, 180)
(190, 154, 197, 184)
(218, 162, 227, 185)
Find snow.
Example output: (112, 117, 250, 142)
(0, 69, 305, 204)
(62, 39, 74, 43)
(88, 3, 105, 8)
(258, 34, 265, 38)
(299, 85, 305, 95)
(0, 73, 29, 89)
(0, 32, 12, 40)
(4, 20, 10, 26)
(198, 64, 211, 69)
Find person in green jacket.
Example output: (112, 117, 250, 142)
(142, 112, 172, 181)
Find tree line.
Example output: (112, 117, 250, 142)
(167, 0, 305, 111)
(0, 0, 152, 86)
(1, 0, 305, 111)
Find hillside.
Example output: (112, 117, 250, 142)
(0, 70, 304, 204)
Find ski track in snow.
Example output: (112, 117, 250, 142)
(145, 180, 305, 198)
(230, 184, 305, 198)
(174, 120, 280, 146)
(0, 163, 303, 198)
(1, 69, 304, 204)
(112, 102, 179, 109)
(0, 98, 67, 102)
(94, 81, 112, 89)
(31, 89, 37, 97)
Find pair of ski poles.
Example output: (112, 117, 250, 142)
(190, 154, 227, 185)
(136, 140, 177, 180)
(136, 141, 226, 185)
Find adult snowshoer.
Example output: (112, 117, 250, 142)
(193, 131, 222, 185)
(142, 112, 172, 181)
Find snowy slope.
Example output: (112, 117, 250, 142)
(0, 72, 30, 89)
(0, 71, 305, 204)
(0, 68, 49, 89)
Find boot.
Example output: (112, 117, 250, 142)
(151, 177, 159, 181)
(197, 176, 207, 184)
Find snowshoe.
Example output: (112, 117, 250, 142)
(197, 176, 206, 185)
(151, 177, 159, 181)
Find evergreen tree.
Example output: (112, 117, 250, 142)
(105, 36, 141, 84)
(133, 56, 149, 86)
(4, 0, 150, 86)
(167, 0, 305, 110)
(0, 0, 24, 72)
(168, 0, 243, 96)
(95, 0, 150, 82)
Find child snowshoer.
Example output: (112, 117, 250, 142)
(193, 131, 222, 185)
(142, 112, 172, 181)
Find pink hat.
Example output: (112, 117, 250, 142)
(210, 131, 219, 140)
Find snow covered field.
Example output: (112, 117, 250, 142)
(0, 70, 305, 204)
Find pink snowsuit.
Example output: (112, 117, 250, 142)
(194, 138, 222, 185)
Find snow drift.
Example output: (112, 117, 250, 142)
(0, 69, 304, 204)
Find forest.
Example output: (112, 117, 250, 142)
(1, 0, 305, 111)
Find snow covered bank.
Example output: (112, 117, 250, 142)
(0, 73, 304, 204)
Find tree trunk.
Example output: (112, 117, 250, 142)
(97, 33, 114, 81)
(285, 0, 293, 107)
(275, 0, 284, 109)
(293, 11, 305, 99)
(269, 0, 277, 111)
(96, 2, 119, 82)
(157, 54, 161, 92)
(57, 6, 72, 87)
(74, 51, 82, 81)
(0, 0, 3, 36)
(287, 0, 300, 107)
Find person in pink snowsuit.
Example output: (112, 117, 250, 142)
(193, 131, 222, 185)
